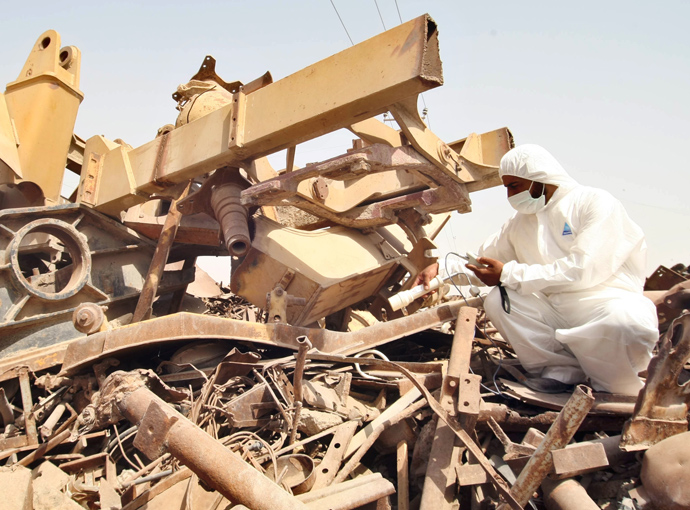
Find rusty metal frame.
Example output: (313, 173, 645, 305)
(621, 312, 690, 451)
(241, 144, 471, 229)
(59, 299, 478, 376)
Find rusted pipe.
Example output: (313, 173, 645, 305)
(113, 384, 308, 510)
(290, 336, 311, 445)
(211, 180, 250, 257)
(541, 478, 599, 510)
(39, 403, 67, 439)
(502, 385, 594, 509)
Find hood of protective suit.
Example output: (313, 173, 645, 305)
(499, 144, 578, 190)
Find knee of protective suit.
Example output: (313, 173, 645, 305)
(483, 286, 504, 321)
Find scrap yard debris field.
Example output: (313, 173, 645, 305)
(0, 15, 688, 510)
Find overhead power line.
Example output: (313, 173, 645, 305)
(374, 0, 387, 30)
(329, 0, 354, 46)
(394, 0, 403, 24)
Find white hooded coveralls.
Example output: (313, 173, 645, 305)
(479, 145, 658, 395)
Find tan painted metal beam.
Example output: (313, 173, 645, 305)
(78, 15, 443, 216)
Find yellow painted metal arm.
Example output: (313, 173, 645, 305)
(78, 15, 443, 217)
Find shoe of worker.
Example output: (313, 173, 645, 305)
(522, 377, 574, 394)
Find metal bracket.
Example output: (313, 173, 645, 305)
(390, 95, 472, 183)
(229, 90, 246, 149)
(80, 153, 103, 206)
(366, 231, 399, 261)
(133, 399, 178, 460)
(266, 284, 307, 324)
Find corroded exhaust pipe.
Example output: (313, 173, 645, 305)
(211, 180, 251, 257)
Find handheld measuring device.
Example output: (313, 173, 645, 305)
(460, 252, 485, 268)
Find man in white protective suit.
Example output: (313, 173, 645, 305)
(419, 144, 659, 395)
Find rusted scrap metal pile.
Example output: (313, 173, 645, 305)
(1, 12, 690, 510)
(1, 282, 689, 510)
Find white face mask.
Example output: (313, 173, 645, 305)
(508, 181, 546, 214)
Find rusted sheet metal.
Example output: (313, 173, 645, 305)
(224, 383, 276, 428)
(541, 478, 600, 510)
(456, 463, 488, 486)
(621, 312, 690, 451)
(59, 300, 470, 376)
(419, 307, 477, 510)
(499, 378, 637, 415)
(0, 341, 73, 382)
(652, 280, 690, 332)
(501, 385, 595, 509)
(97, 374, 308, 510)
(550, 442, 608, 479)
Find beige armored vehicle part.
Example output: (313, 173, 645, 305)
(0, 16, 511, 370)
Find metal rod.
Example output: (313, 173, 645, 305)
(504, 385, 595, 509)
(18, 368, 38, 446)
(334, 398, 427, 484)
(397, 440, 409, 510)
(18, 429, 71, 467)
(132, 181, 192, 323)
(420, 306, 477, 510)
(289, 336, 311, 445)
(132, 468, 174, 486)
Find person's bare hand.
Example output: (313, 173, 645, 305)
(467, 257, 504, 287)
(414, 263, 439, 290)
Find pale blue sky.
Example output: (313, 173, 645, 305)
(2, 1, 688, 282)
